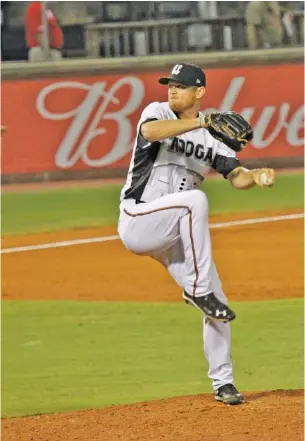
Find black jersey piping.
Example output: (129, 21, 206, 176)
(124, 141, 161, 200)
(124, 118, 161, 200)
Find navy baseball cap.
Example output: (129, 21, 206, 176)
(159, 63, 206, 87)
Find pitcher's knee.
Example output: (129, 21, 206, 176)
(188, 190, 209, 212)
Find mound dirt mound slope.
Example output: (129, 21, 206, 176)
(2, 390, 303, 441)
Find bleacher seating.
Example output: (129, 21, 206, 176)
(1, 1, 304, 62)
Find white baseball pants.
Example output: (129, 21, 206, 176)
(118, 190, 234, 390)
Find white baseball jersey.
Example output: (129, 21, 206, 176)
(120, 101, 240, 203)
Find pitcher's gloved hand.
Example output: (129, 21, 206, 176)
(201, 111, 253, 152)
(251, 168, 276, 188)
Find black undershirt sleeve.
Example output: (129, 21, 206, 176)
(212, 154, 241, 179)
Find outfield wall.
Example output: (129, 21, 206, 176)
(2, 48, 304, 184)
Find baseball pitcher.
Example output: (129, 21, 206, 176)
(118, 63, 275, 405)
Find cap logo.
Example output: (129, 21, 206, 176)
(172, 64, 183, 75)
(196, 79, 201, 84)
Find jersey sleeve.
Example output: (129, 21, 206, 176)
(212, 141, 241, 179)
(136, 102, 164, 149)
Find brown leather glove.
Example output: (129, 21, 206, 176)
(204, 111, 253, 152)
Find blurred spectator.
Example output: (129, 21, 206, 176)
(25, 1, 63, 62)
(245, 1, 284, 49)
(281, 8, 296, 45)
(279, 2, 303, 45)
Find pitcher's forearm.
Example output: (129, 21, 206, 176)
(228, 166, 276, 189)
(228, 167, 257, 190)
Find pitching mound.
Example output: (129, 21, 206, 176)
(2, 390, 303, 441)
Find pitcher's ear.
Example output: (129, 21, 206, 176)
(196, 87, 206, 99)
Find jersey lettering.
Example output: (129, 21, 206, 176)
(185, 141, 194, 157)
(195, 144, 204, 160)
(168, 137, 213, 165)
(204, 147, 213, 163)
(178, 139, 185, 154)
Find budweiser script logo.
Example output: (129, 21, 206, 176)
(36, 77, 144, 168)
(36, 76, 303, 169)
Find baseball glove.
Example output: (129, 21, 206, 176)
(204, 111, 253, 152)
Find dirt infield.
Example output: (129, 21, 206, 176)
(2, 212, 303, 302)
(2, 211, 304, 441)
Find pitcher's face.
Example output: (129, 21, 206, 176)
(168, 81, 205, 113)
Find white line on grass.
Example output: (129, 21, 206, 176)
(210, 213, 304, 228)
(1, 235, 120, 254)
(1, 213, 303, 255)
(21, 341, 41, 347)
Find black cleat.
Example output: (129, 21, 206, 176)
(215, 384, 243, 405)
(182, 291, 236, 322)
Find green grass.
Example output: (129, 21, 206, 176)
(2, 298, 303, 417)
(2, 173, 303, 236)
